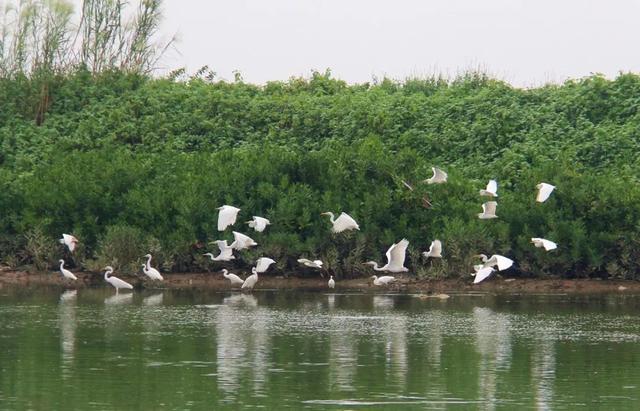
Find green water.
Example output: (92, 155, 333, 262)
(1, 287, 639, 410)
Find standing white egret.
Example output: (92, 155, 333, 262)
(536, 183, 555, 203)
(423, 167, 447, 184)
(58, 260, 78, 281)
(255, 257, 276, 273)
(475, 254, 514, 271)
(297, 258, 323, 269)
(372, 275, 396, 286)
(59, 234, 79, 252)
(241, 267, 259, 290)
(222, 269, 244, 286)
(204, 240, 235, 261)
(328, 275, 335, 289)
(246, 216, 270, 232)
(423, 240, 443, 258)
(479, 180, 498, 197)
(531, 238, 558, 251)
(321, 212, 360, 233)
(230, 231, 258, 250)
(217, 205, 241, 231)
(142, 254, 163, 281)
(472, 266, 496, 284)
(103, 266, 133, 294)
(478, 201, 498, 219)
(364, 239, 409, 273)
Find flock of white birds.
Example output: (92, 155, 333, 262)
(55, 166, 557, 292)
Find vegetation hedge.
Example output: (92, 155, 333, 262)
(1, 69, 639, 279)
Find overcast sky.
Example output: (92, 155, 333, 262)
(158, 0, 640, 86)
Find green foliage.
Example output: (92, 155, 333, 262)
(1, 69, 640, 279)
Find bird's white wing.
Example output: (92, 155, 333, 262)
(255, 257, 276, 273)
(231, 231, 257, 250)
(218, 206, 240, 231)
(430, 240, 442, 256)
(538, 238, 557, 251)
(253, 216, 270, 232)
(61, 268, 77, 280)
(333, 213, 359, 232)
(386, 239, 409, 268)
(297, 258, 312, 265)
(483, 201, 497, 216)
(473, 267, 495, 284)
(313, 260, 323, 267)
(486, 180, 497, 195)
(493, 255, 514, 271)
(380, 276, 396, 284)
(227, 273, 244, 284)
(110, 276, 133, 289)
(536, 183, 555, 203)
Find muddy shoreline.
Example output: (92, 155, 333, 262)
(1, 268, 639, 294)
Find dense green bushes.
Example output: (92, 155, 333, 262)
(1, 69, 639, 279)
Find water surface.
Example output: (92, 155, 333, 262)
(1, 287, 639, 409)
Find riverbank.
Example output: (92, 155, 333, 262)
(1, 267, 639, 294)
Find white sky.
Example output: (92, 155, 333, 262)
(156, 0, 640, 86)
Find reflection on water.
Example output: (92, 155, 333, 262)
(1, 289, 640, 410)
(58, 290, 77, 379)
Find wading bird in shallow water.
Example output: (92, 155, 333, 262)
(104, 266, 133, 294)
(536, 183, 555, 203)
(479, 180, 498, 197)
(478, 201, 498, 219)
(297, 258, 323, 269)
(423, 167, 447, 184)
(328, 275, 335, 289)
(423, 240, 443, 259)
(222, 269, 244, 286)
(204, 240, 235, 261)
(531, 238, 557, 251)
(371, 275, 396, 286)
(217, 205, 241, 231)
(320, 212, 360, 233)
(241, 267, 259, 291)
(230, 231, 258, 250)
(364, 239, 409, 273)
(142, 254, 163, 281)
(59, 234, 79, 252)
(58, 260, 77, 281)
(246, 216, 270, 232)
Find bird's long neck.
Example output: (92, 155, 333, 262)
(146, 255, 152, 269)
(59, 261, 64, 271)
(222, 269, 228, 278)
(372, 263, 384, 271)
(252, 268, 258, 278)
(104, 270, 112, 280)
(326, 212, 335, 223)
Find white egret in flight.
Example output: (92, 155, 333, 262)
(142, 254, 163, 281)
(536, 183, 555, 203)
(255, 257, 276, 273)
(246, 216, 270, 232)
(372, 275, 396, 286)
(103, 266, 133, 294)
(531, 238, 557, 251)
(423, 167, 447, 184)
(297, 258, 323, 269)
(364, 239, 409, 273)
(241, 267, 259, 290)
(328, 275, 335, 289)
(204, 240, 235, 261)
(479, 180, 498, 197)
(478, 201, 498, 219)
(58, 260, 77, 281)
(222, 269, 244, 286)
(217, 205, 241, 231)
(59, 234, 79, 252)
(321, 212, 360, 233)
(423, 240, 442, 258)
(230, 231, 258, 250)
(476, 254, 514, 271)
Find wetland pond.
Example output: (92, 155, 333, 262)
(1, 287, 640, 409)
